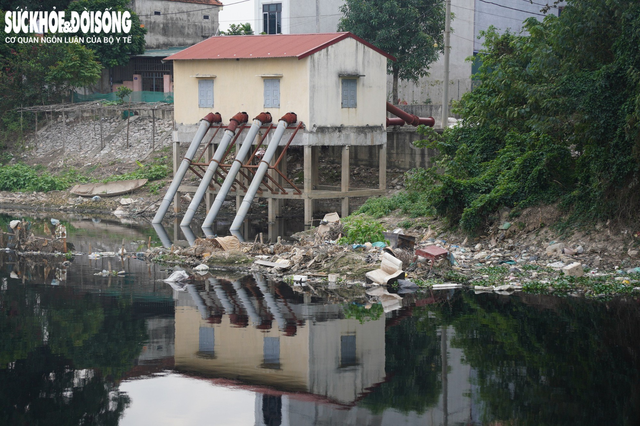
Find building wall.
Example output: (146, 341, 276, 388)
(254, 0, 291, 34)
(172, 56, 309, 129)
(289, 0, 343, 34)
(132, 0, 220, 49)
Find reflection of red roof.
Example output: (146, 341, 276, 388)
(165, 32, 396, 61)
(168, 0, 222, 5)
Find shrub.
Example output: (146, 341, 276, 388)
(337, 214, 387, 244)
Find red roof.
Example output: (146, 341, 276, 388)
(164, 32, 395, 61)
(168, 0, 222, 5)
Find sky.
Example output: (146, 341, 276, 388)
(218, 0, 254, 32)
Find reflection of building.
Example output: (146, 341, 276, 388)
(173, 275, 386, 405)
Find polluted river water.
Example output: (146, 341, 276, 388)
(2, 211, 640, 425)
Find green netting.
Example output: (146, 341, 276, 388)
(72, 91, 174, 104)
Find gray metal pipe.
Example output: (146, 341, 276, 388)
(186, 284, 209, 320)
(201, 113, 272, 231)
(254, 273, 287, 331)
(152, 223, 172, 248)
(153, 113, 221, 224)
(181, 112, 249, 227)
(232, 280, 261, 326)
(210, 279, 235, 314)
(230, 113, 297, 232)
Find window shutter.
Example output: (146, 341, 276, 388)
(342, 79, 357, 108)
(264, 79, 280, 108)
(198, 80, 213, 108)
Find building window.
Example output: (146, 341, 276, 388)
(203, 15, 210, 20)
(264, 79, 280, 108)
(341, 79, 357, 108)
(263, 337, 280, 369)
(340, 335, 357, 367)
(262, 3, 281, 34)
(198, 79, 214, 108)
(154, 11, 161, 15)
(199, 327, 215, 354)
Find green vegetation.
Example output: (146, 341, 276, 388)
(354, 190, 435, 218)
(410, 0, 640, 232)
(343, 303, 384, 324)
(220, 23, 254, 35)
(337, 214, 387, 244)
(0, 159, 169, 192)
(338, 0, 445, 103)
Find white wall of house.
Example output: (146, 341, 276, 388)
(289, 0, 343, 34)
(254, 0, 290, 34)
(132, 0, 220, 49)
(172, 56, 309, 127)
(308, 38, 387, 128)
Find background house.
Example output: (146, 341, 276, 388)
(237, 0, 564, 107)
(99, 0, 223, 95)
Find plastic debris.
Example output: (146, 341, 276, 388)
(92, 196, 101, 201)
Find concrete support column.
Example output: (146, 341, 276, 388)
(379, 143, 387, 191)
(133, 74, 142, 92)
(304, 145, 314, 226)
(341, 145, 350, 217)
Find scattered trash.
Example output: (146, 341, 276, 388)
(50, 218, 60, 226)
(92, 195, 101, 201)
(164, 270, 190, 284)
(547, 261, 566, 270)
(395, 279, 419, 295)
(499, 222, 511, 230)
(562, 262, 584, 277)
(9, 220, 20, 229)
(194, 264, 210, 271)
(365, 252, 404, 285)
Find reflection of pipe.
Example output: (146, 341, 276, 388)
(153, 113, 222, 223)
(254, 273, 287, 331)
(180, 225, 197, 246)
(230, 113, 297, 233)
(211, 279, 235, 314)
(152, 223, 172, 248)
(202, 113, 273, 233)
(386, 102, 435, 127)
(187, 284, 209, 319)
(232, 280, 261, 326)
(181, 112, 249, 227)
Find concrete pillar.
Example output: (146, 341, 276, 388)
(341, 145, 350, 217)
(304, 145, 313, 226)
(132, 74, 142, 92)
(379, 143, 387, 191)
(163, 74, 172, 93)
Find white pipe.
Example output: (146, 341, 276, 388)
(152, 223, 172, 248)
(186, 284, 209, 320)
(232, 280, 261, 326)
(229, 114, 296, 232)
(254, 273, 287, 331)
(210, 279, 235, 314)
(201, 115, 271, 232)
(181, 114, 248, 227)
(153, 114, 219, 224)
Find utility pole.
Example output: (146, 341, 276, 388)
(441, 0, 451, 129)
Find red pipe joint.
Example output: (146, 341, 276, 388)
(203, 112, 222, 123)
(254, 112, 272, 124)
(386, 102, 434, 128)
(280, 112, 297, 125)
(227, 112, 249, 132)
(386, 117, 405, 127)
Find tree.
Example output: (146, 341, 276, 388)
(66, 0, 146, 68)
(410, 0, 640, 231)
(221, 23, 254, 35)
(338, 0, 446, 103)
